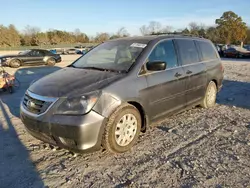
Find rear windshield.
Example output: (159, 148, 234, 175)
(72, 40, 148, 72)
(19, 50, 31, 55)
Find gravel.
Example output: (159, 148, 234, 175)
(0, 58, 250, 188)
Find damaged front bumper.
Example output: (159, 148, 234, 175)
(20, 104, 107, 153)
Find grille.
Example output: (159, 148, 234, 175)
(23, 93, 53, 115)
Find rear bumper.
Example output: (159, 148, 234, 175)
(20, 107, 107, 153)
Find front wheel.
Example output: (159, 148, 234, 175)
(200, 81, 217, 108)
(102, 104, 141, 153)
(46, 58, 56, 66)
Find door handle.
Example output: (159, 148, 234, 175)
(186, 70, 192, 74)
(175, 72, 182, 78)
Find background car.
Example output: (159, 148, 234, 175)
(75, 49, 88, 55)
(223, 47, 250, 58)
(243, 45, 250, 51)
(49, 49, 57, 54)
(0, 49, 62, 68)
(62, 48, 77, 55)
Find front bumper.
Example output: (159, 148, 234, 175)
(20, 105, 107, 153)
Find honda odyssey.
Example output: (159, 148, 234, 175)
(21, 35, 223, 153)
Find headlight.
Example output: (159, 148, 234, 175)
(2, 57, 11, 62)
(55, 91, 100, 115)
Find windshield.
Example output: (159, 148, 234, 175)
(19, 50, 31, 55)
(72, 40, 147, 72)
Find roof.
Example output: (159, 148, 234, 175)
(109, 35, 158, 43)
(30, 48, 49, 51)
(109, 34, 209, 43)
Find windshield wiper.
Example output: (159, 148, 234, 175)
(78, 67, 127, 73)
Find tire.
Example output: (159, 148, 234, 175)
(46, 58, 56, 66)
(200, 81, 217, 108)
(102, 103, 141, 153)
(10, 59, 21, 68)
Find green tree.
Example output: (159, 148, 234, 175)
(8, 24, 20, 46)
(245, 28, 250, 44)
(36, 32, 49, 45)
(188, 22, 206, 37)
(216, 11, 247, 45)
(181, 28, 190, 34)
(206, 27, 220, 43)
(110, 27, 130, 39)
(95, 33, 110, 42)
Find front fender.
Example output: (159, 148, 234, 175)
(43, 56, 50, 63)
(92, 93, 122, 118)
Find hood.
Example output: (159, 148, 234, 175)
(0, 54, 21, 58)
(28, 67, 126, 97)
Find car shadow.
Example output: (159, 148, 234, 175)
(0, 66, 61, 117)
(0, 66, 62, 187)
(0, 100, 44, 187)
(217, 79, 250, 110)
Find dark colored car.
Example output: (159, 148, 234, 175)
(20, 35, 223, 153)
(76, 49, 88, 55)
(223, 47, 250, 58)
(243, 45, 250, 51)
(0, 49, 62, 68)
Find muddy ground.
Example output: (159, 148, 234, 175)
(0, 57, 250, 188)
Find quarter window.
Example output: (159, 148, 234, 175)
(197, 40, 218, 60)
(175, 39, 199, 65)
(148, 40, 178, 69)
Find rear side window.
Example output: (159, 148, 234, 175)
(197, 40, 218, 61)
(175, 39, 199, 65)
(148, 40, 178, 69)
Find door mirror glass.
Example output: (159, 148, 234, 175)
(146, 61, 167, 71)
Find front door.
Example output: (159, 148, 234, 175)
(25, 50, 44, 64)
(140, 40, 187, 121)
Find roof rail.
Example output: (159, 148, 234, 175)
(150, 32, 204, 38)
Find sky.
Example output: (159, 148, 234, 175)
(0, 0, 249, 36)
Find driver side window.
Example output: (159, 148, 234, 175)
(29, 50, 38, 57)
(148, 40, 178, 69)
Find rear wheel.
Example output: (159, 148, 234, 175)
(46, 58, 56, 66)
(10, 59, 21, 68)
(201, 81, 217, 108)
(102, 104, 141, 153)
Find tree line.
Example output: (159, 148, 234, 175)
(139, 11, 250, 46)
(0, 25, 90, 47)
(0, 11, 249, 48)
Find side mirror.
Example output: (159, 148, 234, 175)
(146, 61, 167, 71)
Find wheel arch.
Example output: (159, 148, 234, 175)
(43, 56, 55, 63)
(211, 79, 218, 89)
(127, 101, 148, 133)
(9, 58, 23, 66)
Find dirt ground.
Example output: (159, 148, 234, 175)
(0, 56, 250, 188)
